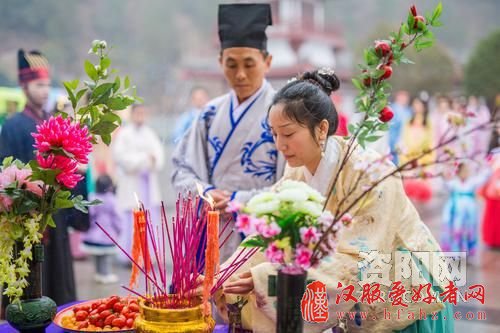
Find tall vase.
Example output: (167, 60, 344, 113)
(5, 242, 57, 333)
(276, 267, 307, 333)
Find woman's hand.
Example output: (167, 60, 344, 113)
(223, 271, 254, 295)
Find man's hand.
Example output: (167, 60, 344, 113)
(206, 189, 231, 210)
(223, 271, 254, 295)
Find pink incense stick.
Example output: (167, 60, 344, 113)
(95, 222, 167, 295)
(120, 285, 152, 303)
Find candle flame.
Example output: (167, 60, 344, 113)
(134, 192, 140, 207)
(196, 182, 215, 209)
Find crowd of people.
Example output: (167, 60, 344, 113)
(0, 2, 499, 332)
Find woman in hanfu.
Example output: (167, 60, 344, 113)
(213, 70, 454, 333)
(399, 95, 435, 204)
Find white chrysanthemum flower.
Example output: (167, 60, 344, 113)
(276, 188, 308, 202)
(248, 199, 281, 216)
(246, 192, 274, 207)
(305, 187, 325, 203)
(293, 201, 323, 217)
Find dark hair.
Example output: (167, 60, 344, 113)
(409, 96, 430, 127)
(269, 69, 340, 139)
(96, 174, 115, 194)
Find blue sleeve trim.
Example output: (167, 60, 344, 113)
(203, 185, 215, 196)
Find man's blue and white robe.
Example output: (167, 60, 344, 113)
(171, 80, 285, 260)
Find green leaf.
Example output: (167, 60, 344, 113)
(55, 190, 75, 209)
(31, 167, 59, 185)
(348, 124, 357, 134)
(75, 89, 87, 105)
(407, 12, 415, 32)
(2, 156, 14, 167)
(401, 22, 409, 35)
(378, 123, 390, 131)
(101, 133, 112, 145)
(91, 121, 119, 134)
(113, 76, 120, 92)
(124, 76, 130, 89)
(107, 97, 129, 110)
(101, 112, 122, 125)
(431, 20, 443, 27)
(46, 215, 56, 228)
(241, 237, 266, 248)
(100, 57, 111, 70)
(399, 55, 415, 64)
(365, 135, 382, 142)
(351, 78, 364, 91)
(84, 60, 98, 81)
(91, 83, 114, 101)
(423, 30, 434, 40)
(415, 39, 434, 51)
(63, 81, 77, 109)
(432, 2, 443, 22)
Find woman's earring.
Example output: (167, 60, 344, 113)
(320, 140, 326, 157)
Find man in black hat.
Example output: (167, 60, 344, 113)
(172, 3, 285, 260)
(0, 50, 88, 310)
(0, 50, 50, 162)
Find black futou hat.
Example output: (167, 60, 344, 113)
(18, 49, 50, 84)
(218, 3, 273, 50)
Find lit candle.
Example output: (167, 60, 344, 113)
(203, 207, 219, 315)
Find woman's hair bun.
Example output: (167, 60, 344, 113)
(299, 68, 340, 96)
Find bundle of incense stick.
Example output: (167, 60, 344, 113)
(95, 194, 257, 309)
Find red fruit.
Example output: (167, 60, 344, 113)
(112, 317, 126, 329)
(75, 310, 88, 321)
(77, 321, 89, 329)
(113, 302, 125, 313)
(413, 15, 426, 30)
(95, 318, 105, 328)
(374, 40, 392, 57)
(72, 306, 81, 313)
(89, 314, 99, 325)
(91, 302, 99, 310)
(99, 309, 112, 319)
(97, 304, 107, 313)
(129, 303, 140, 312)
(104, 314, 116, 326)
(410, 5, 418, 16)
(106, 297, 119, 309)
(379, 65, 393, 80)
(126, 318, 134, 328)
(80, 305, 91, 312)
(379, 106, 394, 122)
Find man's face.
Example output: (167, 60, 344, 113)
(219, 47, 272, 102)
(23, 78, 50, 108)
(131, 105, 147, 126)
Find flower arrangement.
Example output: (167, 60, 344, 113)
(0, 40, 139, 305)
(232, 180, 350, 273)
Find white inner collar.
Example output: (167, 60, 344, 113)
(303, 137, 340, 196)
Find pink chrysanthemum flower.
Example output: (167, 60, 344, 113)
(32, 115, 92, 164)
(36, 154, 82, 189)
